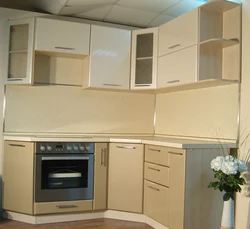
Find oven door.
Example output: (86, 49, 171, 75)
(35, 154, 94, 202)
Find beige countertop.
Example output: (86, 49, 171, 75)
(3, 132, 236, 149)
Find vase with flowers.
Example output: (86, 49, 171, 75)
(208, 154, 248, 229)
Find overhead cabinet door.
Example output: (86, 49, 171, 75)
(158, 8, 198, 56)
(35, 18, 90, 55)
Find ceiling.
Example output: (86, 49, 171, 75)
(0, 0, 210, 28)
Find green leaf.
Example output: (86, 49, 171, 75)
(223, 193, 231, 201)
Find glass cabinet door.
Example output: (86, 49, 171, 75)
(5, 18, 35, 84)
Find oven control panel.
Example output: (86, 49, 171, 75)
(36, 142, 94, 154)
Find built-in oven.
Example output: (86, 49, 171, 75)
(35, 142, 94, 202)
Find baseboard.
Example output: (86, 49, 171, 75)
(3, 210, 169, 229)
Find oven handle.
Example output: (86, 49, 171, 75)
(41, 156, 89, 161)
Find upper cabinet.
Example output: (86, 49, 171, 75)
(35, 18, 90, 56)
(158, 8, 198, 56)
(199, 0, 241, 83)
(82, 25, 131, 90)
(130, 27, 158, 90)
(5, 18, 35, 85)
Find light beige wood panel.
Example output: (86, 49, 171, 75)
(93, 143, 108, 211)
(34, 200, 93, 215)
(144, 162, 169, 187)
(145, 145, 169, 166)
(5, 86, 154, 134)
(168, 148, 186, 229)
(155, 84, 238, 140)
(3, 141, 34, 215)
(108, 143, 144, 213)
(144, 180, 169, 226)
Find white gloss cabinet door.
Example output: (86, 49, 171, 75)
(88, 25, 131, 89)
(158, 8, 198, 56)
(35, 18, 90, 55)
(157, 45, 198, 88)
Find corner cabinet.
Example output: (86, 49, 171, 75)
(108, 143, 144, 213)
(82, 25, 131, 90)
(130, 27, 158, 90)
(4, 18, 35, 84)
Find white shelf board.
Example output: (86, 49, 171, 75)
(200, 38, 239, 48)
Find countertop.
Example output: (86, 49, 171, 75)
(3, 132, 236, 149)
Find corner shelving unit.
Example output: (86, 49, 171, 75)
(198, 0, 241, 83)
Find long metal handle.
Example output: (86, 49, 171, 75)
(55, 46, 75, 50)
(148, 167, 160, 172)
(169, 151, 183, 156)
(8, 78, 23, 81)
(168, 44, 180, 49)
(116, 146, 136, 149)
(101, 148, 105, 166)
(57, 204, 78, 209)
(103, 84, 122, 87)
(167, 80, 180, 84)
(9, 144, 25, 147)
(134, 84, 151, 87)
(42, 156, 89, 161)
(148, 186, 160, 191)
(148, 148, 160, 152)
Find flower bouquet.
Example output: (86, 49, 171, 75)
(208, 155, 248, 200)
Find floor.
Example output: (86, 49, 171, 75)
(0, 218, 153, 229)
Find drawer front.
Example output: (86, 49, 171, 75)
(145, 145, 169, 166)
(144, 180, 169, 226)
(34, 200, 93, 215)
(144, 162, 169, 187)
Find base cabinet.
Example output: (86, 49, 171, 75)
(108, 143, 144, 213)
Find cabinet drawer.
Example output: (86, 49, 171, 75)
(144, 162, 169, 187)
(144, 180, 169, 226)
(34, 200, 93, 215)
(145, 145, 169, 166)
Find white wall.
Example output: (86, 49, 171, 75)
(235, 1, 250, 228)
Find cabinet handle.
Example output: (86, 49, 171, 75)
(55, 46, 75, 50)
(116, 146, 136, 149)
(169, 151, 183, 156)
(167, 80, 180, 84)
(101, 148, 107, 166)
(148, 167, 160, 172)
(9, 144, 25, 147)
(168, 44, 180, 49)
(57, 204, 78, 209)
(148, 148, 160, 152)
(148, 186, 160, 191)
(134, 84, 151, 87)
(7, 78, 23, 81)
(103, 84, 122, 87)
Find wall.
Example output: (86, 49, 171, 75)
(155, 84, 239, 140)
(5, 86, 155, 134)
(235, 1, 250, 228)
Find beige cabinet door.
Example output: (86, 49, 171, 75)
(108, 143, 144, 213)
(3, 141, 35, 214)
(93, 143, 108, 211)
(168, 148, 186, 229)
(35, 18, 90, 55)
(157, 45, 197, 88)
(158, 8, 198, 56)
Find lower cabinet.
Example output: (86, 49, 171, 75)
(108, 143, 144, 213)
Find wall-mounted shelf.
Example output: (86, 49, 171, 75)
(200, 38, 239, 48)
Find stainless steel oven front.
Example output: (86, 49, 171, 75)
(35, 142, 94, 202)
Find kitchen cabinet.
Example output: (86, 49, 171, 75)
(3, 141, 35, 214)
(199, 1, 241, 83)
(35, 17, 90, 56)
(82, 25, 131, 90)
(108, 143, 144, 213)
(158, 8, 198, 56)
(4, 18, 35, 84)
(93, 143, 108, 211)
(144, 145, 169, 226)
(130, 27, 158, 90)
(157, 45, 197, 88)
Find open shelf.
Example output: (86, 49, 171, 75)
(200, 38, 239, 48)
(200, 0, 240, 13)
